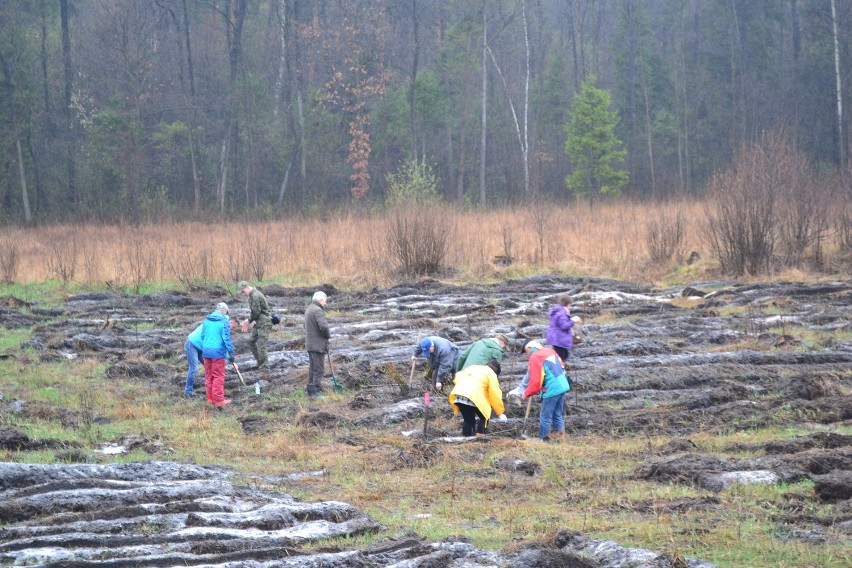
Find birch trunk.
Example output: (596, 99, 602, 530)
(409, 0, 420, 163)
(831, 0, 845, 169)
(274, 0, 287, 120)
(60, 0, 78, 208)
(479, 0, 487, 205)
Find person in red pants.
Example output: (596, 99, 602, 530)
(200, 302, 236, 407)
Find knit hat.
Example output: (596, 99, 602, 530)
(238, 281, 250, 291)
(216, 302, 229, 313)
(524, 340, 542, 353)
(419, 338, 433, 355)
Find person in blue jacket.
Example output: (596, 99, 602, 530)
(185, 314, 237, 398)
(413, 336, 460, 391)
(200, 302, 236, 407)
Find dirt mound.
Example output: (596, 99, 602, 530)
(239, 415, 278, 435)
(812, 471, 852, 502)
(0, 428, 77, 452)
(513, 545, 599, 567)
(787, 375, 848, 400)
(635, 453, 735, 486)
(0, 307, 39, 329)
(762, 432, 852, 454)
(658, 438, 699, 455)
(396, 440, 442, 468)
(106, 359, 173, 380)
(296, 411, 344, 428)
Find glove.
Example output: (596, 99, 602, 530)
(227, 354, 234, 364)
(497, 414, 508, 422)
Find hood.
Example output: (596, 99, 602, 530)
(205, 311, 228, 323)
(549, 304, 565, 318)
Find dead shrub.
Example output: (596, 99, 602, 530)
(0, 238, 19, 283)
(835, 170, 852, 257)
(46, 235, 79, 285)
(242, 226, 277, 281)
(706, 132, 833, 275)
(80, 242, 101, 284)
(527, 200, 549, 264)
(775, 165, 831, 269)
(384, 206, 450, 276)
(124, 237, 159, 293)
(705, 134, 779, 275)
(646, 210, 685, 264)
(166, 245, 214, 288)
(223, 250, 249, 283)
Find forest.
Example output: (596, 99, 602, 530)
(0, 0, 850, 223)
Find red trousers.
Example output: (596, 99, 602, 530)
(203, 358, 226, 405)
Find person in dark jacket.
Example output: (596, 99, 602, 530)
(304, 291, 330, 398)
(456, 334, 508, 371)
(200, 302, 235, 407)
(546, 295, 582, 362)
(413, 336, 460, 391)
(239, 281, 271, 377)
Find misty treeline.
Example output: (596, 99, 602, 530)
(0, 0, 850, 223)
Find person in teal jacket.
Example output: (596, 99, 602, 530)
(522, 340, 570, 440)
(456, 334, 508, 371)
(200, 302, 235, 407)
(185, 315, 237, 398)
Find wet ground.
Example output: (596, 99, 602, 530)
(1, 276, 850, 566)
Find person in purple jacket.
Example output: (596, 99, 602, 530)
(546, 295, 582, 362)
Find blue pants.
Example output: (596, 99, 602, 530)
(539, 393, 566, 439)
(185, 340, 202, 394)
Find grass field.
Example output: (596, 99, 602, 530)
(1, 344, 849, 567)
(0, 199, 849, 566)
(0, 199, 847, 292)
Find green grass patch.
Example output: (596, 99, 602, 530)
(0, 326, 30, 351)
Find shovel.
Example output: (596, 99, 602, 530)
(518, 396, 533, 439)
(232, 361, 247, 386)
(407, 358, 416, 389)
(327, 351, 343, 392)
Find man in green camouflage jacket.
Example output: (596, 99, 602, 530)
(239, 281, 271, 377)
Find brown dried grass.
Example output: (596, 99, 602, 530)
(2, 199, 845, 288)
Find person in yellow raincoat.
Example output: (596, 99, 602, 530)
(448, 359, 507, 436)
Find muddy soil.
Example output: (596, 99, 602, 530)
(2, 276, 851, 565)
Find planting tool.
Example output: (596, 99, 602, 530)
(407, 358, 416, 389)
(327, 351, 343, 392)
(519, 396, 533, 439)
(232, 361, 247, 386)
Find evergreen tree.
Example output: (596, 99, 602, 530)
(564, 76, 628, 200)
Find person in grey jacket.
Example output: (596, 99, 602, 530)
(304, 291, 330, 398)
(413, 336, 460, 392)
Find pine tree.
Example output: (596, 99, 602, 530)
(564, 76, 628, 200)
